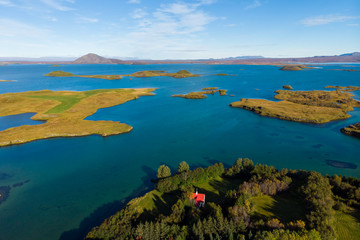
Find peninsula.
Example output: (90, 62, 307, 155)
(86, 159, 360, 240)
(0, 88, 155, 147)
(230, 89, 360, 124)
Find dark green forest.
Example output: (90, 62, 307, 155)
(86, 158, 360, 240)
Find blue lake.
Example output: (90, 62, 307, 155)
(0, 64, 359, 240)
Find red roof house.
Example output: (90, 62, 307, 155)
(191, 190, 205, 207)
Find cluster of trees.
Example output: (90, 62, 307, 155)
(86, 158, 358, 240)
(301, 171, 335, 240)
(156, 162, 224, 193)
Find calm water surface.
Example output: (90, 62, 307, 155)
(0, 64, 359, 240)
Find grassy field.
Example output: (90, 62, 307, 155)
(0, 88, 155, 147)
(334, 209, 360, 240)
(252, 192, 306, 223)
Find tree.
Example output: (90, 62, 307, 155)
(157, 165, 171, 179)
(178, 161, 190, 173)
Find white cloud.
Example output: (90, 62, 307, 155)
(40, 0, 74, 11)
(127, 0, 140, 3)
(245, 0, 261, 10)
(301, 15, 359, 26)
(77, 17, 99, 23)
(348, 23, 359, 26)
(131, 9, 148, 19)
(0, 0, 14, 6)
(116, 1, 216, 58)
(0, 18, 48, 37)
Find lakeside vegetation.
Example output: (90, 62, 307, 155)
(45, 69, 200, 80)
(0, 88, 155, 147)
(86, 158, 360, 240)
(230, 88, 360, 124)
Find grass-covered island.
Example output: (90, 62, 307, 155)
(230, 88, 360, 124)
(0, 88, 155, 147)
(279, 65, 309, 71)
(129, 70, 199, 78)
(86, 159, 360, 240)
(45, 70, 199, 80)
(341, 123, 360, 139)
(45, 70, 123, 80)
(173, 88, 227, 99)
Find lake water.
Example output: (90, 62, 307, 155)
(0, 64, 359, 240)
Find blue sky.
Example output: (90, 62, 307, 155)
(0, 0, 359, 59)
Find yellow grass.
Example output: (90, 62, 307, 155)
(231, 90, 360, 124)
(0, 88, 155, 147)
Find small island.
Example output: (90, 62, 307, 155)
(341, 123, 360, 139)
(279, 65, 308, 71)
(86, 159, 360, 240)
(230, 89, 360, 124)
(0, 80, 15, 82)
(325, 86, 360, 92)
(173, 88, 228, 99)
(45, 70, 123, 80)
(283, 85, 293, 90)
(0, 88, 155, 147)
(129, 70, 199, 78)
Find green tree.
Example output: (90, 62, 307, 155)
(157, 165, 171, 179)
(178, 161, 190, 173)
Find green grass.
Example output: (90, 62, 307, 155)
(29, 89, 130, 114)
(195, 177, 243, 202)
(252, 192, 306, 223)
(334, 210, 360, 240)
(29, 95, 84, 114)
(45, 70, 75, 77)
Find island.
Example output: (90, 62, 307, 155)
(325, 86, 360, 91)
(129, 70, 199, 78)
(0, 80, 15, 82)
(173, 88, 228, 99)
(283, 85, 293, 90)
(85, 159, 360, 240)
(45, 70, 199, 80)
(45, 70, 123, 80)
(279, 65, 308, 71)
(230, 89, 360, 124)
(341, 123, 360, 139)
(0, 88, 155, 147)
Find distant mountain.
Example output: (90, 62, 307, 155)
(220, 56, 264, 60)
(73, 53, 115, 64)
(0, 57, 76, 62)
(340, 52, 360, 57)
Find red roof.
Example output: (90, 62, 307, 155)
(192, 193, 205, 202)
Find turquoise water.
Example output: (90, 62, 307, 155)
(0, 64, 359, 240)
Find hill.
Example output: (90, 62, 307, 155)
(73, 53, 116, 64)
